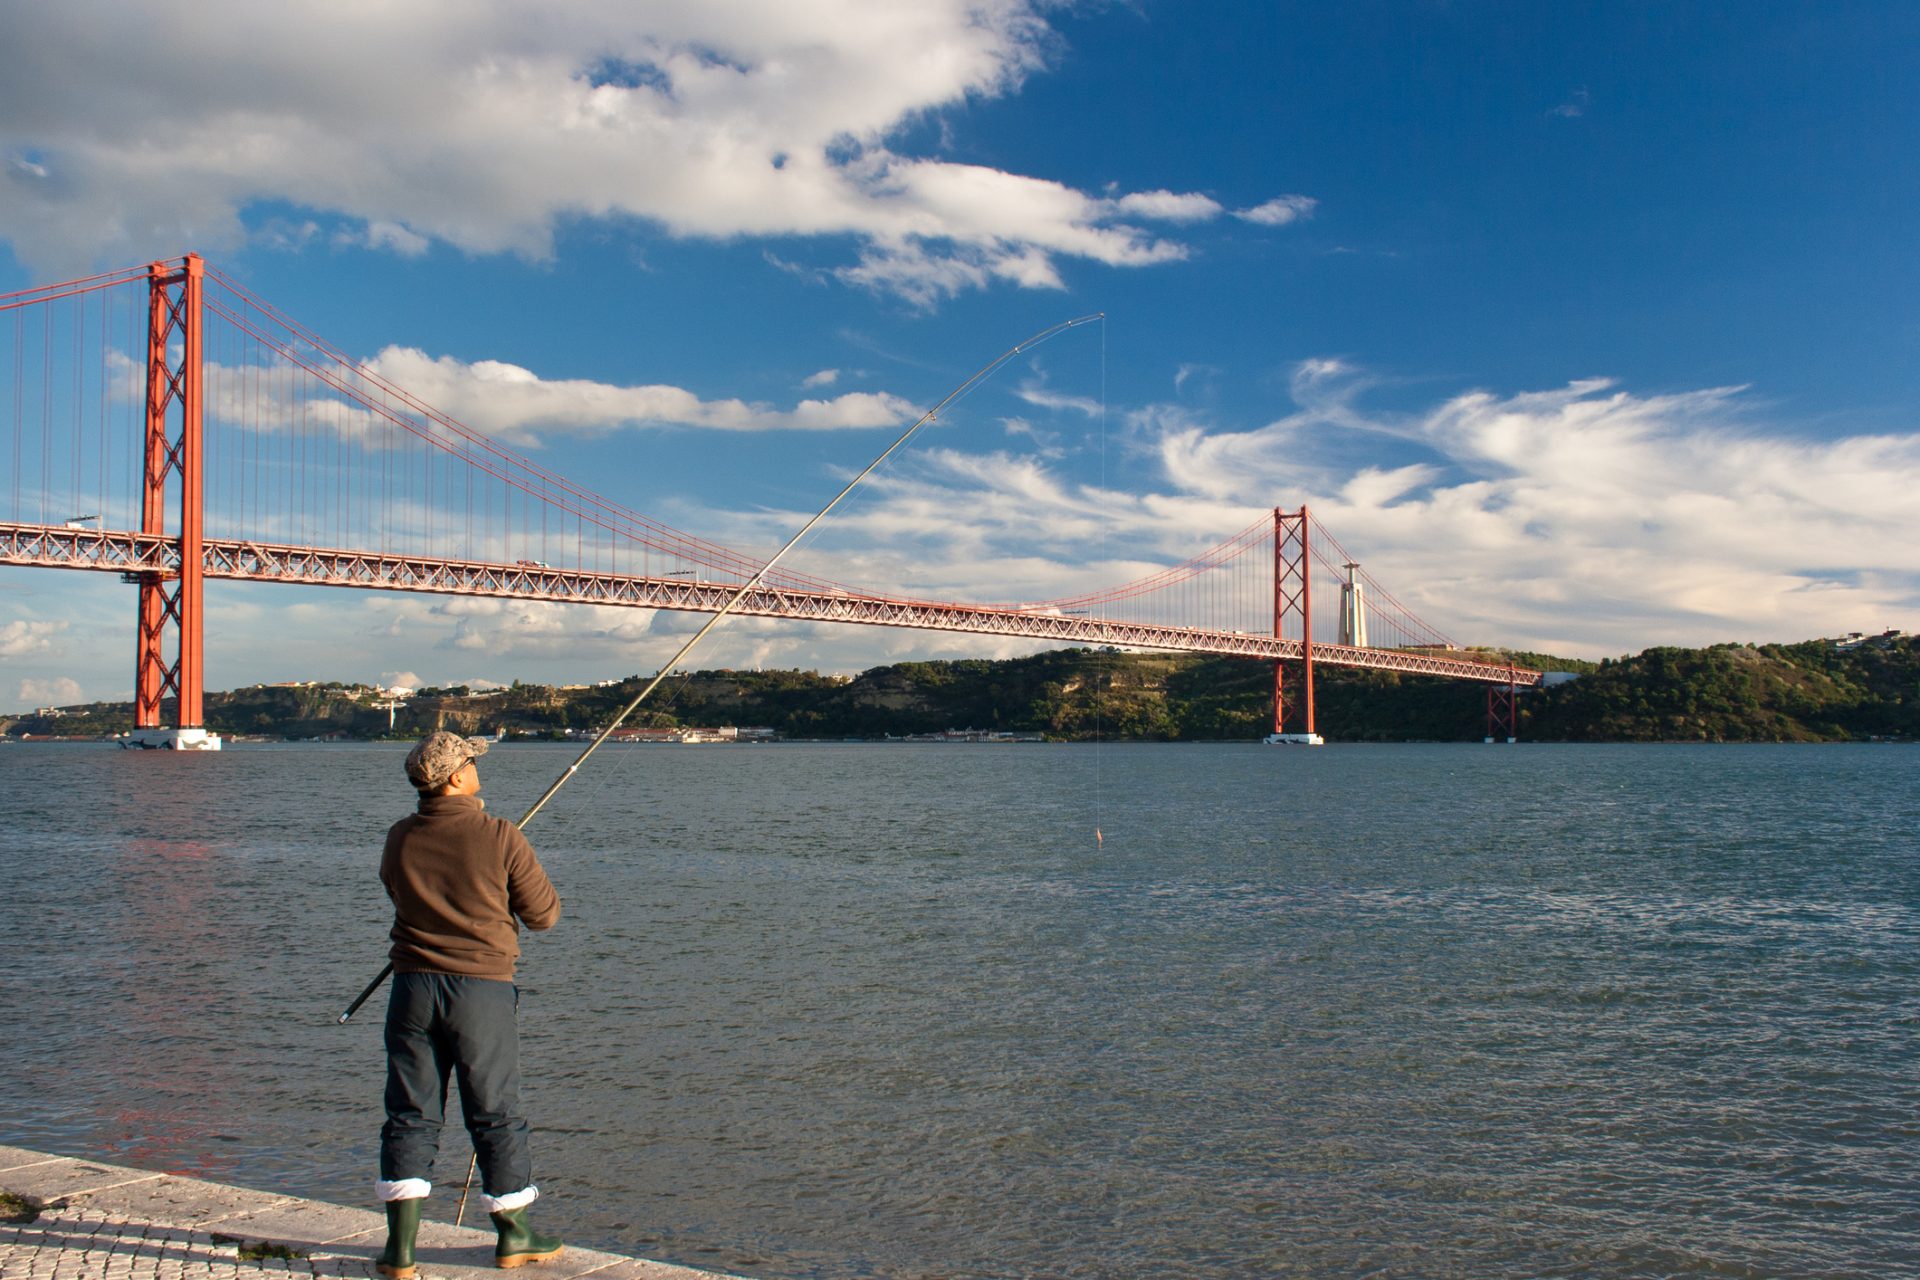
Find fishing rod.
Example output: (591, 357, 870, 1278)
(338, 311, 1103, 1025)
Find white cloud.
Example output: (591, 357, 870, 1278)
(834, 240, 1000, 306)
(256, 217, 322, 251)
(662, 364, 1920, 658)
(1172, 363, 1218, 396)
(0, 619, 67, 658)
(16, 343, 1913, 693)
(0, 2, 1264, 301)
(418, 595, 664, 661)
(359, 220, 432, 256)
(679, 443, 1247, 612)
(17, 676, 83, 707)
(1000, 416, 1065, 458)
(1550, 88, 1591, 119)
(1130, 364, 1920, 653)
(801, 368, 840, 389)
(359, 346, 917, 444)
(1236, 195, 1318, 226)
(1015, 378, 1102, 418)
(1111, 189, 1224, 223)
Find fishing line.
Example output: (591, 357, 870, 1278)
(1093, 318, 1107, 850)
(339, 311, 1104, 1024)
(517, 311, 1112, 841)
(356, 313, 1101, 1210)
(506, 659, 711, 841)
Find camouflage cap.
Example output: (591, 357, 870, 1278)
(405, 731, 490, 789)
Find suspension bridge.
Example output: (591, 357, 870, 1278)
(0, 255, 1539, 747)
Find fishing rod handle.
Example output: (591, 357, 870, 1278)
(339, 962, 395, 1023)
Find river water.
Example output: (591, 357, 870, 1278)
(1, 741, 1915, 1278)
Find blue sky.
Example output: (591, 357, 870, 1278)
(3, 1, 1917, 708)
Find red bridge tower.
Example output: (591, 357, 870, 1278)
(1268, 506, 1324, 745)
(125, 254, 218, 750)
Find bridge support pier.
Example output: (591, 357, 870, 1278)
(127, 254, 218, 751)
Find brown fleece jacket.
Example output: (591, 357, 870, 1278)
(381, 793, 561, 980)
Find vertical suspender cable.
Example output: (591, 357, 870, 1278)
(73, 293, 83, 518)
(41, 306, 52, 522)
(98, 291, 108, 521)
(12, 313, 21, 519)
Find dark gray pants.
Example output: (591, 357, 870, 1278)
(380, 971, 532, 1195)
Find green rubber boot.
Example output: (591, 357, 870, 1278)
(376, 1198, 422, 1280)
(490, 1206, 564, 1269)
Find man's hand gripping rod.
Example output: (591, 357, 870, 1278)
(338, 313, 1101, 1025)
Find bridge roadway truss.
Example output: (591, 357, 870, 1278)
(3, 521, 1541, 688)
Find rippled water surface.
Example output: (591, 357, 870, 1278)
(2, 742, 1917, 1278)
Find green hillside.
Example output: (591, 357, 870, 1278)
(4, 635, 1913, 743)
(1521, 639, 1919, 742)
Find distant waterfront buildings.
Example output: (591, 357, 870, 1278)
(1834, 629, 1907, 651)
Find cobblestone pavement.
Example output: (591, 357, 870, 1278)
(0, 1204, 371, 1280)
(0, 1148, 729, 1280)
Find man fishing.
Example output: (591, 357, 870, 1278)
(374, 731, 565, 1278)
(330, 312, 1098, 1274)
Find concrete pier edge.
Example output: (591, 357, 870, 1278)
(0, 1145, 738, 1280)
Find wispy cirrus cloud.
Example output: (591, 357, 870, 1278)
(1549, 88, 1592, 119)
(1236, 195, 1318, 226)
(1015, 378, 1103, 418)
(421, 595, 661, 655)
(645, 360, 1920, 660)
(1132, 365, 1920, 653)
(15, 357, 1913, 694)
(0, 2, 1311, 303)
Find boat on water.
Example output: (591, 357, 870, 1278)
(1262, 732, 1325, 746)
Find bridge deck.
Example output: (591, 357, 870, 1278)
(1, 522, 1541, 686)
